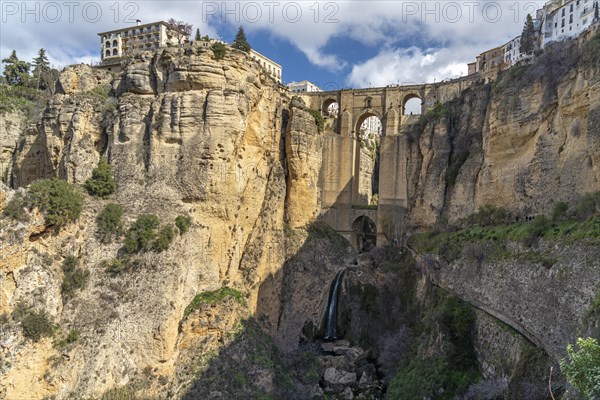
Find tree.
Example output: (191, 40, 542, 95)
(84, 158, 116, 198)
(194, 28, 201, 41)
(167, 18, 192, 45)
(2, 50, 30, 85)
(31, 48, 50, 90)
(560, 337, 600, 399)
(520, 14, 536, 56)
(232, 26, 251, 52)
(211, 42, 227, 60)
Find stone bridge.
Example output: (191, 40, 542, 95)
(299, 77, 477, 249)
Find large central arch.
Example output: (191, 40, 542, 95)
(353, 112, 382, 207)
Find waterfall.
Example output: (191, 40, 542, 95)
(323, 269, 345, 341)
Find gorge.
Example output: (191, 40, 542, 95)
(0, 24, 599, 400)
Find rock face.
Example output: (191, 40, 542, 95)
(0, 110, 26, 184)
(285, 104, 323, 228)
(404, 35, 600, 227)
(0, 45, 323, 400)
(422, 241, 600, 360)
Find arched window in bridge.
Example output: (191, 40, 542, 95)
(322, 99, 339, 118)
(403, 95, 422, 115)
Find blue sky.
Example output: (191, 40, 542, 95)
(1, 1, 546, 88)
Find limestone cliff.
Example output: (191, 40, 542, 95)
(0, 44, 322, 399)
(405, 31, 600, 228)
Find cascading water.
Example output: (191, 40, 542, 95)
(323, 269, 345, 341)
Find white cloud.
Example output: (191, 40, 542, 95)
(346, 45, 475, 87)
(0, 1, 548, 82)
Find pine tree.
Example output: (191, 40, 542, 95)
(2, 50, 30, 86)
(232, 26, 251, 52)
(519, 14, 536, 56)
(195, 29, 201, 41)
(32, 48, 50, 90)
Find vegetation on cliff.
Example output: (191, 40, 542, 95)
(560, 337, 600, 399)
(387, 289, 481, 399)
(84, 158, 116, 198)
(61, 256, 90, 301)
(409, 193, 600, 264)
(28, 178, 84, 228)
(183, 287, 246, 319)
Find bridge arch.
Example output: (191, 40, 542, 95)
(353, 112, 382, 207)
(322, 98, 340, 117)
(351, 216, 377, 253)
(402, 93, 422, 115)
(355, 111, 383, 137)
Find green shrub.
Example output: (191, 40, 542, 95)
(522, 215, 551, 246)
(96, 203, 124, 242)
(0, 84, 39, 115)
(84, 158, 116, 198)
(20, 309, 54, 341)
(152, 224, 175, 252)
(307, 109, 325, 133)
(552, 201, 569, 222)
(560, 337, 600, 399)
(66, 328, 80, 343)
(462, 205, 511, 227)
(102, 257, 132, 275)
(54, 328, 81, 349)
(420, 102, 449, 124)
(175, 215, 192, 235)
(28, 178, 84, 228)
(124, 214, 160, 254)
(100, 386, 136, 400)
(572, 191, 600, 221)
(211, 42, 227, 60)
(438, 238, 462, 263)
(2, 193, 29, 222)
(183, 287, 246, 319)
(61, 256, 90, 300)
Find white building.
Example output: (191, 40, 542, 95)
(250, 49, 282, 83)
(503, 36, 524, 66)
(541, 0, 598, 46)
(98, 21, 187, 61)
(287, 80, 321, 93)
